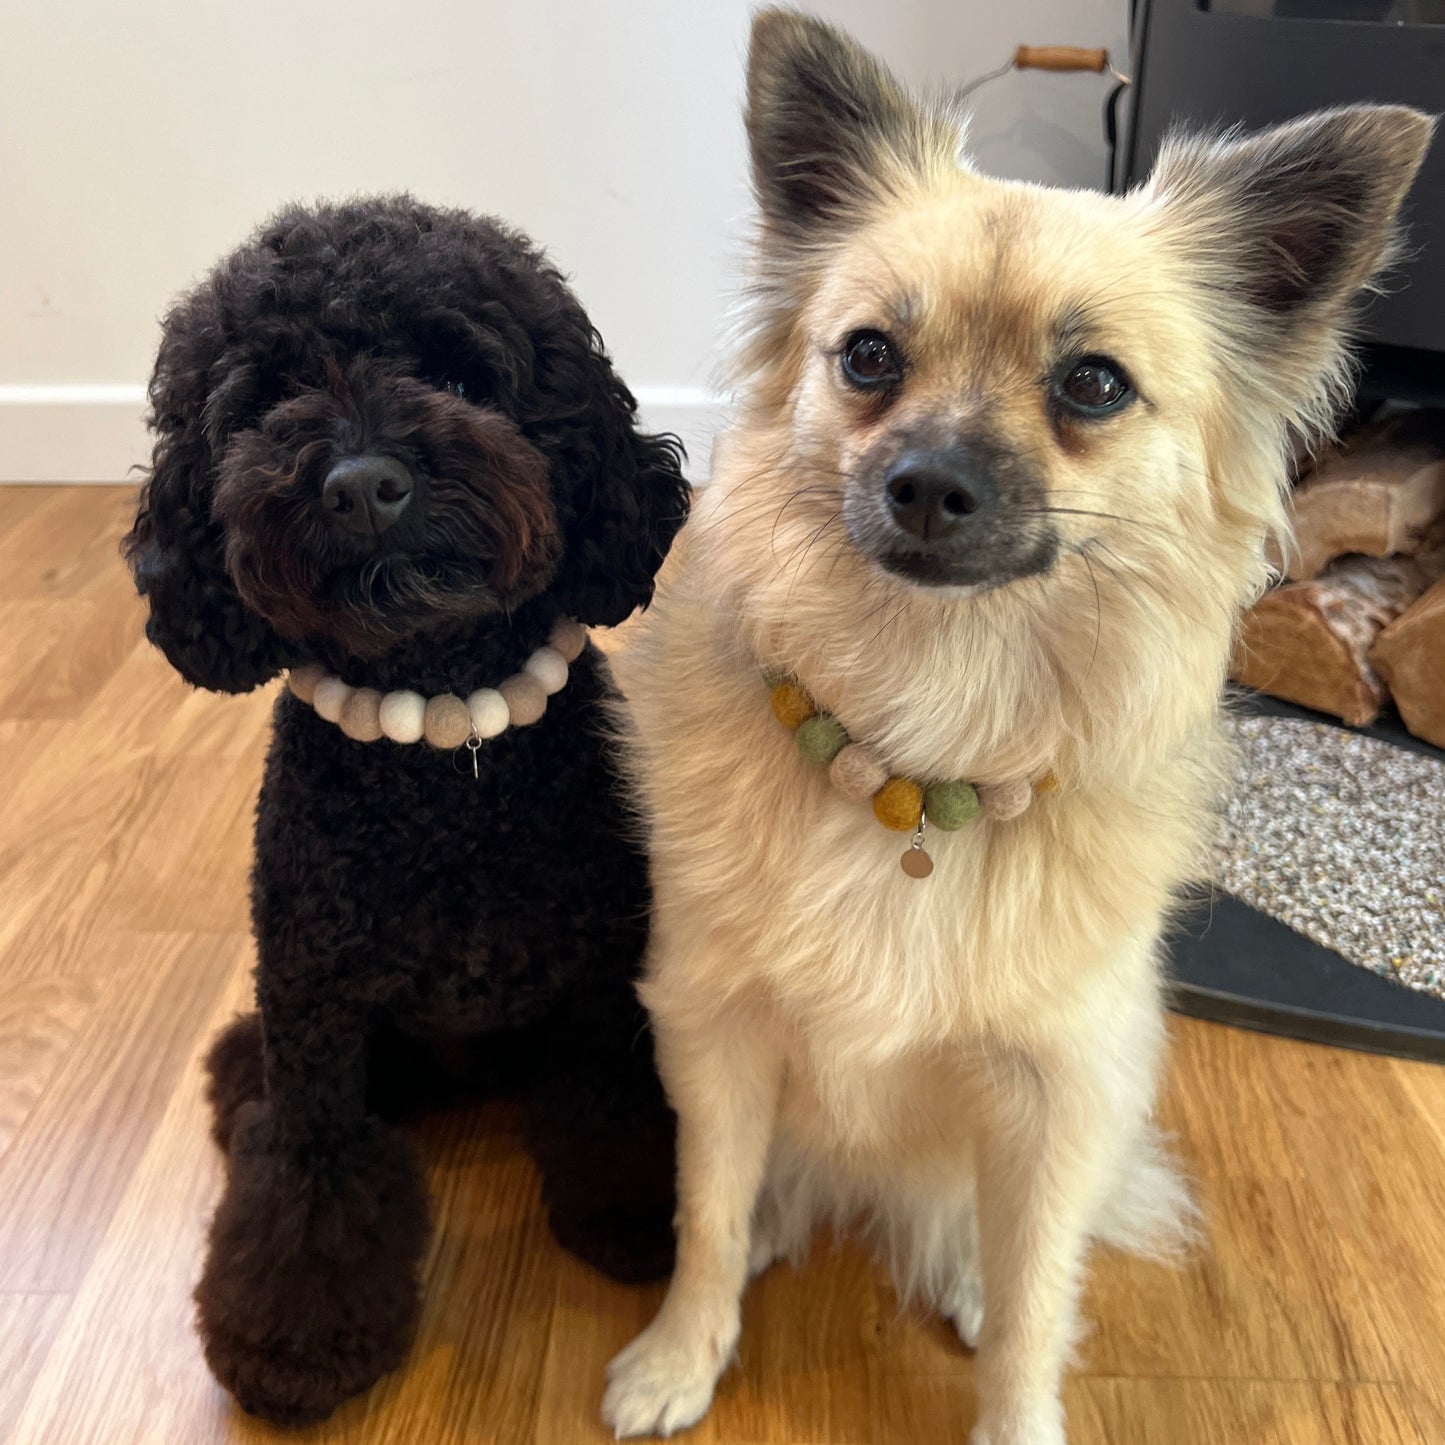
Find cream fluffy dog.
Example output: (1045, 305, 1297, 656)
(603, 11, 1432, 1444)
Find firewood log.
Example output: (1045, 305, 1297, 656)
(1279, 411, 1445, 580)
(1233, 550, 1445, 726)
(1370, 578, 1445, 749)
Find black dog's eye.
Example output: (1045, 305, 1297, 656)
(442, 378, 468, 400)
(1055, 356, 1132, 417)
(840, 330, 903, 390)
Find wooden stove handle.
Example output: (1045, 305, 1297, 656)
(1012, 45, 1110, 74)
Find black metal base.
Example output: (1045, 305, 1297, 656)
(1166, 892, 1445, 1064)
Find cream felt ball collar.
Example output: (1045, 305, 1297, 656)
(287, 618, 588, 766)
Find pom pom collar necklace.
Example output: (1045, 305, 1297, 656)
(762, 666, 1056, 879)
(285, 618, 587, 777)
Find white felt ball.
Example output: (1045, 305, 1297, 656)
(466, 687, 510, 740)
(313, 676, 351, 724)
(378, 690, 427, 744)
(523, 646, 568, 695)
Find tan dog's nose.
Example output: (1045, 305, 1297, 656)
(884, 451, 990, 542)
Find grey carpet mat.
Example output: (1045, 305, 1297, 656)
(1165, 690, 1445, 1061)
(1213, 713, 1444, 1000)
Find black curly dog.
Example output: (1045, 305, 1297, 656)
(123, 197, 689, 1426)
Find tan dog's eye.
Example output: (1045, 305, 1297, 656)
(840, 330, 904, 389)
(1055, 357, 1132, 417)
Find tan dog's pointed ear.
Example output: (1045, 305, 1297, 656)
(745, 8, 961, 241)
(1148, 105, 1435, 339)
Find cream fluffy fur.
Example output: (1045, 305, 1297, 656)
(602, 13, 1432, 1445)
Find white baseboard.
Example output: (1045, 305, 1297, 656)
(0, 385, 150, 484)
(0, 384, 725, 486)
(633, 387, 727, 481)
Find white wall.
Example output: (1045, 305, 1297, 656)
(0, 0, 1126, 482)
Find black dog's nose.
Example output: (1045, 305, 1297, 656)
(321, 456, 413, 537)
(884, 451, 992, 542)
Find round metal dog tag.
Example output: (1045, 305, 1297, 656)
(901, 846, 933, 879)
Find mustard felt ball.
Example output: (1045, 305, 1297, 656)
(378, 690, 427, 744)
(771, 681, 816, 730)
(872, 778, 923, 832)
(287, 664, 325, 705)
(796, 715, 849, 766)
(524, 645, 569, 695)
(979, 778, 1032, 822)
(423, 693, 473, 750)
(1034, 771, 1060, 794)
(339, 687, 384, 743)
(498, 673, 547, 727)
(924, 780, 980, 831)
(466, 687, 509, 740)
(312, 676, 351, 724)
(829, 743, 888, 802)
(549, 618, 588, 663)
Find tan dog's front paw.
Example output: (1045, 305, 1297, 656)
(970, 1402, 1066, 1445)
(603, 1314, 732, 1439)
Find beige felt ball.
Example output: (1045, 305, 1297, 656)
(379, 690, 427, 744)
(498, 673, 547, 727)
(287, 664, 325, 705)
(423, 693, 473, 750)
(339, 687, 384, 743)
(979, 778, 1033, 822)
(828, 742, 888, 802)
(313, 676, 351, 724)
(467, 687, 509, 739)
(523, 645, 569, 695)
(549, 618, 588, 663)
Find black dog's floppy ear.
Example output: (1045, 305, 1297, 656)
(551, 374, 691, 629)
(745, 8, 961, 244)
(123, 319, 291, 694)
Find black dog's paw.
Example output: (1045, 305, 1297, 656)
(546, 1201, 676, 1286)
(194, 1104, 430, 1426)
(203, 1013, 265, 1155)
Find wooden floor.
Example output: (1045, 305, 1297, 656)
(2, 483, 1443, 1445)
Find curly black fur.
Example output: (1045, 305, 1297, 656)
(125, 197, 689, 1426)
(195, 1104, 431, 1428)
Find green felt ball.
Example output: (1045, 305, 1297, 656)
(924, 780, 981, 830)
(796, 714, 850, 765)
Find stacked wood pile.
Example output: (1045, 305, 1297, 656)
(1231, 409, 1445, 745)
